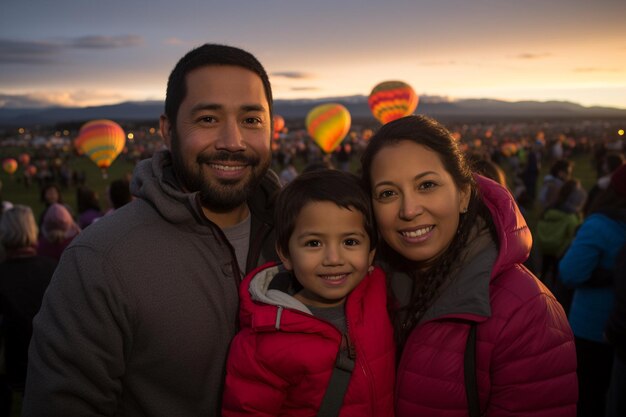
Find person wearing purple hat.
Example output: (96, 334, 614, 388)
(36, 203, 80, 261)
(559, 163, 626, 417)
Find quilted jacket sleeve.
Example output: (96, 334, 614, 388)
(486, 279, 578, 417)
(222, 330, 290, 417)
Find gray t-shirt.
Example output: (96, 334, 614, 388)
(222, 213, 251, 276)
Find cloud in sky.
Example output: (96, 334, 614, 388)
(514, 52, 553, 60)
(0, 35, 143, 64)
(0, 90, 129, 108)
(290, 87, 320, 91)
(573, 67, 621, 73)
(0, 39, 62, 64)
(271, 71, 313, 79)
(68, 35, 143, 49)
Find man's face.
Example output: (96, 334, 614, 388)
(162, 65, 272, 212)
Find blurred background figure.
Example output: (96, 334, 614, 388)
(278, 162, 298, 186)
(76, 186, 103, 229)
(559, 163, 626, 417)
(536, 179, 586, 290)
(583, 152, 624, 217)
(37, 183, 69, 227)
(538, 159, 573, 210)
(102, 178, 132, 217)
(468, 154, 507, 187)
(0, 205, 56, 414)
(36, 203, 80, 261)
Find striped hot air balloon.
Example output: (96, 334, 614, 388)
(368, 81, 419, 124)
(305, 104, 351, 154)
(74, 119, 126, 178)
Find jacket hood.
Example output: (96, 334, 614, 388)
(248, 264, 311, 315)
(476, 175, 532, 276)
(130, 150, 280, 229)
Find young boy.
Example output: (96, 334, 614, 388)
(222, 169, 395, 417)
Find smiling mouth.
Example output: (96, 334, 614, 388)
(401, 226, 434, 238)
(319, 273, 348, 281)
(209, 163, 246, 171)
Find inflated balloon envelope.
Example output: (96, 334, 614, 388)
(368, 80, 419, 124)
(305, 103, 351, 154)
(75, 119, 126, 178)
(2, 158, 18, 175)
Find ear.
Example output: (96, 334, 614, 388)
(276, 244, 293, 271)
(160, 114, 173, 150)
(459, 184, 472, 214)
(368, 248, 376, 269)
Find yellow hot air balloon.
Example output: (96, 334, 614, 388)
(2, 158, 18, 175)
(75, 119, 126, 178)
(368, 80, 419, 124)
(305, 104, 351, 154)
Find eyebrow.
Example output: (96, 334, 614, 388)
(373, 170, 439, 188)
(190, 103, 268, 114)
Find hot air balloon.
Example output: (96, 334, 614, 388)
(305, 104, 351, 154)
(273, 114, 285, 140)
(368, 80, 419, 124)
(2, 158, 18, 175)
(18, 153, 30, 166)
(75, 119, 126, 178)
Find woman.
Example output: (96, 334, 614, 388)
(559, 163, 626, 417)
(361, 115, 577, 417)
(37, 203, 80, 261)
(0, 205, 56, 394)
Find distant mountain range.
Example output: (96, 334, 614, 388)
(1, 95, 625, 127)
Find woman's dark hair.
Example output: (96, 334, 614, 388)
(39, 183, 62, 205)
(275, 169, 377, 258)
(361, 115, 497, 348)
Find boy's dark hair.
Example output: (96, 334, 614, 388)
(275, 169, 377, 257)
(164, 43, 273, 129)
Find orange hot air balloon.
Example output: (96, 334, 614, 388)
(2, 158, 18, 175)
(273, 114, 285, 139)
(305, 104, 351, 154)
(25, 165, 37, 176)
(368, 80, 419, 124)
(75, 119, 126, 178)
(18, 153, 30, 166)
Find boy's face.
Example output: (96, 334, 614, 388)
(278, 201, 375, 308)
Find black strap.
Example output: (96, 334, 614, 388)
(464, 323, 481, 417)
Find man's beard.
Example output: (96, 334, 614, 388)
(170, 132, 270, 212)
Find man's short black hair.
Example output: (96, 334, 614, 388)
(164, 43, 273, 128)
(274, 169, 377, 257)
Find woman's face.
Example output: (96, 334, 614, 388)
(369, 140, 470, 263)
(44, 187, 60, 204)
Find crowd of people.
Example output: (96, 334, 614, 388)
(0, 43, 624, 417)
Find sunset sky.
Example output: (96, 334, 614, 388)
(1, 0, 625, 109)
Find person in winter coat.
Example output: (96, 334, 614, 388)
(360, 115, 577, 417)
(0, 206, 56, 395)
(222, 170, 395, 417)
(538, 159, 573, 210)
(559, 163, 626, 417)
(536, 178, 586, 285)
(36, 203, 80, 261)
(23, 44, 280, 417)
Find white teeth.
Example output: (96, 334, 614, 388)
(320, 274, 346, 281)
(402, 226, 433, 238)
(210, 164, 244, 171)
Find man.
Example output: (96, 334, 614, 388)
(23, 44, 281, 416)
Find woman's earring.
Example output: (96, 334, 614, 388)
(461, 207, 468, 214)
